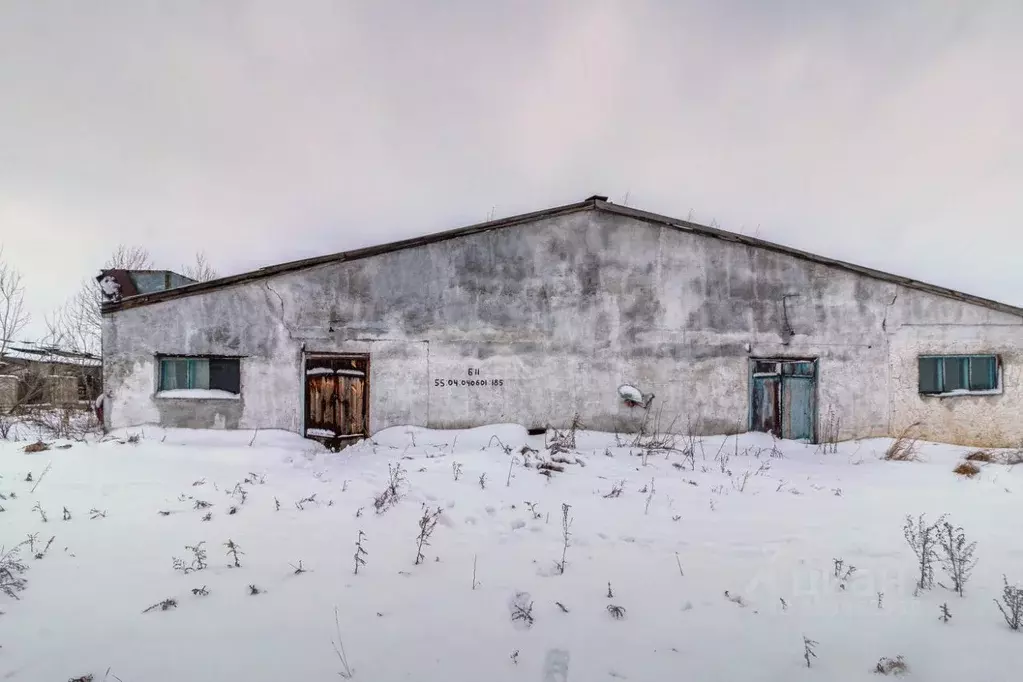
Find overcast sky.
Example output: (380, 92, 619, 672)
(1, 0, 1021, 338)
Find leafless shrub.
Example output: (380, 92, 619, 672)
(484, 435, 513, 455)
(0, 541, 29, 598)
(1002, 449, 1023, 466)
(939, 602, 952, 623)
(602, 480, 625, 499)
(142, 598, 178, 613)
(274, 496, 280, 511)
(191, 585, 209, 597)
(34, 535, 55, 560)
(995, 575, 1023, 630)
(193, 499, 212, 510)
(290, 560, 307, 575)
(224, 539, 243, 568)
(172, 541, 208, 574)
(452, 461, 463, 481)
(510, 592, 535, 627)
(803, 636, 818, 668)
(478, 472, 487, 490)
(353, 531, 368, 575)
(555, 503, 572, 574)
(606, 604, 626, 620)
(877, 592, 884, 609)
(247, 584, 263, 595)
(644, 478, 656, 514)
(630, 405, 681, 454)
(62, 506, 71, 521)
(965, 450, 994, 463)
(126, 432, 140, 445)
(31, 501, 47, 522)
(817, 405, 840, 454)
(414, 506, 442, 565)
(874, 656, 908, 675)
(295, 493, 317, 511)
(884, 423, 921, 461)
(937, 520, 977, 596)
(904, 514, 943, 591)
(524, 501, 541, 520)
(374, 462, 407, 514)
(953, 461, 980, 477)
(510, 650, 519, 665)
(331, 605, 354, 678)
(731, 470, 752, 492)
(68, 674, 94, 682)
(201, 511, 212, 522)
(555, 601, 569, 613)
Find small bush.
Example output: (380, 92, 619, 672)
(995, 575, 1023, 631)
(965, 450, 994, 463)
(874, 656, 908, 676)
(885, 423, 921, 461)
(953, 461, 980, 477)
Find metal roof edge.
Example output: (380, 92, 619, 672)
(102, 195, 1023, 319)
(102, 199, 598, 313)
(594, 200, 1023, 319)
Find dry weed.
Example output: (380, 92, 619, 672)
(953, 461, 980, 477)
(884, 423, 921, 462)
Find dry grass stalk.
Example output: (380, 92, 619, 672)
(884, 423, 921, 461)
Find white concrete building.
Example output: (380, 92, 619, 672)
(100, 196, 1023, 448)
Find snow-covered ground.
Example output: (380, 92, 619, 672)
(1, 424, 1022, 681)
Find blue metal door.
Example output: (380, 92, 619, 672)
(750, 359, 816, 442)
(782, 375, 814, 440)
(751, 374, 781, 437)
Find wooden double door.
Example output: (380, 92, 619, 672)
(304, 355, 369, 448)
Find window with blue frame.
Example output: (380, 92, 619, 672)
(918, 355, 998, 395)
(158, 357, 241, 393)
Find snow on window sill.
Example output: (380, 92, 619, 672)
(920, 388, 1002, 398)
(155, 389, 241, 400)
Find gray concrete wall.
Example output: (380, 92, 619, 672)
(0, 375, 16, 409)
(101, 209, 1023, 446)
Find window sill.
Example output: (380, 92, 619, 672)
(920, 389, 1002, 398)
(155, 389, 241, 400)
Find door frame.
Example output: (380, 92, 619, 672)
(747, 357, 819, 443)
(303, 352, 371, 445)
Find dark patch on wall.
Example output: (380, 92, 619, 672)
(204, 326, 242, 351)
(579, 252, 601, 299)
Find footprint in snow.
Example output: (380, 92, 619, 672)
(464, 516, 478, 525)
(485, 506, 497, 516)
(510, 520, 526, 530)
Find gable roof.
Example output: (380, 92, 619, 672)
(101, 195, 1023, 318)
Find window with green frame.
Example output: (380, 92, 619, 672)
(918, 355, 998, 395)
(158, 357, 241, 393)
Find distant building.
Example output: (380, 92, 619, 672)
(98, 196, 1022, 448)
(0, 340, 102, 409)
